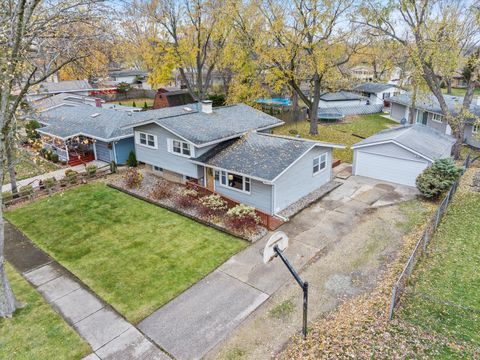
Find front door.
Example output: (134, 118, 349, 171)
(206, 167, 215, 191)
(416, 110, 428, 125)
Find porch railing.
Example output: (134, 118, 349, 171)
(186, 181, 284, 231)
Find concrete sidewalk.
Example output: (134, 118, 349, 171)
(2, 160, 108, 192)
(5, 222, 170, 360)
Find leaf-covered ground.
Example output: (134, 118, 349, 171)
(0, 263, 90, 360)
(4, 148, 59, 183)
(273, 114, 397, 163)
(281, 169, 479, 359)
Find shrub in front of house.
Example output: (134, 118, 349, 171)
(86, 164, 97, 177)
(225, 204, 260, 233)
(198, 194, 228, 217)
(19, 185, 34, 198)
(416, 158, 463, 199)
(127, 151, 137, 167)
(65, 170, 78, 184)
(2, 191, 13, 203)
(123, 168, 143, 189)
(149, 180, 171, 200)
(42, 177, 57, 191)
(25, 120, 41, 141)
(174, 188, 198, 208)
(50, 153, 59, 163)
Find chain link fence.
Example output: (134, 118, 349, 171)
(388, 154, 471, 320)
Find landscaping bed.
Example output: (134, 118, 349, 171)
(5, 183, 247, 323)
(0, 263, 90, 359)
(109, 169, 268, 242)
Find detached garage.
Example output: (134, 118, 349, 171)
(352, 125, 455, 186)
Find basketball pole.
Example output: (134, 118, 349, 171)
(273, 245, 309, 339)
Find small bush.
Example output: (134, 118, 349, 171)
(42, 177, 57, 190)
(19, 185, 34, 197)
(50, 153, 59, 163)
(25, 120, 41, 141)
(149, 181, 171, 200)
(86, 164, 97, 177)
(288, 129, 298, 135)
(198, 194, 228, 217)
(132, 101, 137, 107)
(226, 204, 260, 233)
(123, 168, 143, 189)
(416, 158, 463, 199)
(2, 191, 13, 203)
(39, 148, 48, 157)
(143, 101, 148, 109)
(127, 151, 137, 167)
(66, 170, 78, 184)
(65, 169, 76, 176)
(174, 188, 198, 208)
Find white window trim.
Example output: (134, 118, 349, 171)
(167, 138, 194, 158)
(473, 124, 479, 134)
(135, 131, 158, 149)
(219, 170, 251, 194)
(313, 153, 328, 176)
(431, 113, 443, 123)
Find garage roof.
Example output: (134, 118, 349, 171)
(352, 125, 456, 161)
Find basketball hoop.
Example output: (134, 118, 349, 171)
(263, 231, 289, 264)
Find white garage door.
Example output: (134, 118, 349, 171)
(354, 151, 429, 186)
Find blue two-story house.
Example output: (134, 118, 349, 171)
(126, 101, 344, 216)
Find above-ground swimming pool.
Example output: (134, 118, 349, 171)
(256, 98, 292, 106)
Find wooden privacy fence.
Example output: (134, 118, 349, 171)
(186, 181, 284, 231)
(388, 155, 471, 320)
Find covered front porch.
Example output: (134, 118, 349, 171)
(40, 134, 95, 166)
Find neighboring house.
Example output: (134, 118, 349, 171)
(318, 91, 368, 108)
(352, 125, 455, 186)
(30, 93, 103, 111)
(127, 101, 344, 215)
(109, 69, 148, 85)
(353, 83, 403, 105)
(349, 64, 374, 82)
(27, 80, 96, 101)
(389, 92, 480, 148)
(153, 87, 195, 109)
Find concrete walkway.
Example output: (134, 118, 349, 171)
(138, 176, 419, 360)
(5, 222, 170, 360)
(2, 160, 108, 192)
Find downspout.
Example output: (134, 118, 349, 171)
(112, 142, 117, 163)
(92, 141, 97, 160)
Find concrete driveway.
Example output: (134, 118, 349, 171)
(139, 176, 418, 360)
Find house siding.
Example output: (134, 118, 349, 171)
(134, 123, 215, 178)
(214, 177, 273, 214)
(464, 124, 480, 148)
(274, 147, 333, 213)
(390, 102, 407, 122)
(113, 137, 135, 164)
(95, 141, 112, 162)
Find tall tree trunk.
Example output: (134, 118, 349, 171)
(6, 144, 18, 196)
(0, 156, 19, 318)
(451, 124, 465, 159)
(292, 90, 299, 122)
(309, 75, 321, 135)
(446, 79, 452, 95)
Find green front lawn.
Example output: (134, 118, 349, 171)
(441, 87, 480, 97)
(0, 263, 90, 359)
(273, 114, 397, 163)
(5, 183, 247, 323)
(399, 185, 480, 354)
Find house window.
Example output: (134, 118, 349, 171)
(136, 132, 157, 149)
(170, 139, 192, 157)
(153, 165, 163, 172)
(219, 171, 251, 193)
(382, 92, 391, 99)
(431, 113, 443, 123)
(313, 153, 327, 175)
(473, 125, 479, 134)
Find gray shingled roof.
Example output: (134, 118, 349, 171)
(196, 132, 340, 181)
(320, 91, 366, 102)
(390, 91, 480, 118)
(354, 82, 397, 93)
(353, 124, 455, 160)
(37, 102, 284, 143)
(138, 103, 284, 146)
(31, 93, 99, 111)
(37, 104, 195, 140)
(34, 80, 92, 94)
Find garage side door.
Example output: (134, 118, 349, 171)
(95, 141, 112, 162)
(354, 151, 429, 186)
